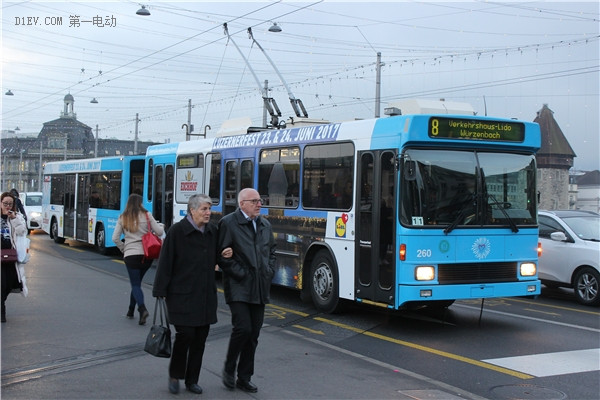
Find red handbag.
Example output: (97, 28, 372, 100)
(142, 213, 162, 260)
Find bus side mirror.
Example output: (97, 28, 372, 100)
(404, 160, 417, 181)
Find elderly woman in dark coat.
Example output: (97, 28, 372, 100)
(153, 193, 232, 395)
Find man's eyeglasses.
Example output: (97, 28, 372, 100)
(242, 199, 263, 205)
(2, 202, 14, 207)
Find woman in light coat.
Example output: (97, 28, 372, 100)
(112, 193, 164, 325)
(1, 191, 28, 323)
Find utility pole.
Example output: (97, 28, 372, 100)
(182, 99, 194, 142)
(134, 113, 139, 154)
(18, 149, 24, 192)
(38, 141, 42, 191)
(94, 125, 99, 157)
(375, 52, 382, 118)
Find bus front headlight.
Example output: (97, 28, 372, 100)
(520, 262, 537, 277)
(415, 266, 435, 281)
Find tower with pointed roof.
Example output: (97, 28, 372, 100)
(534, 104, 576, 210)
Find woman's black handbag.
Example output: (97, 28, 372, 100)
(144, 298, 172, 358)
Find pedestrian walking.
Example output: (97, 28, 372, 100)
(153, 193, 232, 395)
(9, 189, 27, 225)
(112, 193, 164, 325)
(218, 188, 276, 393)
(1, 191, 28, 323)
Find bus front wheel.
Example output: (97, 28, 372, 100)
(95, 225, 107, 255)
(310, 250, 341, 313)
(51, 219, 65, 244)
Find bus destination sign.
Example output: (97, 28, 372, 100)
(428, 117, 525, 142)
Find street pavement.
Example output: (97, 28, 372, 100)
(1, 239, 486, 399)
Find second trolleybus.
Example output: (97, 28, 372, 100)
(42, 155, 145, 254)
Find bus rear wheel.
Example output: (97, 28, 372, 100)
(95, 225, 107, 255)
(310, 250, 341, 313)
(51, 218, 65, 244)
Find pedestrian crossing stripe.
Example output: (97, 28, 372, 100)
(483, 348, 600, 377)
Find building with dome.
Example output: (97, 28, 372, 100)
(1, 94, 158, 192)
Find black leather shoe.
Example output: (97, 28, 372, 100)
(139, 309, 149, 325)
(185, 384, 203, 394)
(168, 378, 179, 394)
(222, 368, 235, 389)
(236, 379, 258, 393)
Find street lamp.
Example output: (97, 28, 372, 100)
(268, 22, 282, 32)
(136, 5, 150, 16)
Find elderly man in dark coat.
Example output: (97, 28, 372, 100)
(218, 188, 276, 393)
(153, 193, 232, 395)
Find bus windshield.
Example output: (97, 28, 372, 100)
(401, 149, 537, 228)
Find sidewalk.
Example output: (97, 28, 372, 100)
(1, 243, 485, 399)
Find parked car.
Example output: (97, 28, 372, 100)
(20, 191, 43, 233)
(538, 210, 600, 306)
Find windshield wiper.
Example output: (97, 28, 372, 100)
(444, 194, 476, 235)
(487, 193, 519, 233)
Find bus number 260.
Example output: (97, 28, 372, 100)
(416, 249, 432, 258)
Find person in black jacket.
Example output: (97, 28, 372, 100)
(9, 189, 26, 225)
(153, 193, 232, 395)
(218, 188, 276, 393)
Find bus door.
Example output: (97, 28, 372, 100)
(63, 174, 77, 239)
(76, 173, 90, 242)
(149, 160, 174, 229)
(223, 158, 254, 216)
(355, 150, 397, 306)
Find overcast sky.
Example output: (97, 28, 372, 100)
(2, 1, 598, 170)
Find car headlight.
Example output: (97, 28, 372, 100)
(520, 262, 537, 276)
(415, 266, 435, 281)
(31, 212, 41, 218)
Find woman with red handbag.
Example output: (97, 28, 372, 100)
(112, 194, 164, 325)
(1, 192, 27, 323)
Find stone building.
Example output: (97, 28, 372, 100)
(534, 104, 576, 210)
(575, 170, 600, 213)
(1, 94, 157, 193)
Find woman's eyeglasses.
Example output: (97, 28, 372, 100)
(2, 202, 14, 207)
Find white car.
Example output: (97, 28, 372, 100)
(538, 210, 600, 306)
(20, 192, 43, 233)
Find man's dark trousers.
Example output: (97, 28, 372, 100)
(224, 302, 265, 381)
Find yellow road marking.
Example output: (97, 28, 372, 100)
(263, 304, 533, 379)
(293, 325, 324, 335)
(268, 303, 310, 317)
(313, 316, 535, 380)
(507, 297, 600, 316)
(523, 308, 560, 316)
(65, 247, 85, 253)
(264, 308, 287, 320)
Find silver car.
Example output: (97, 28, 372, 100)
(538, 210, 600, 306)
